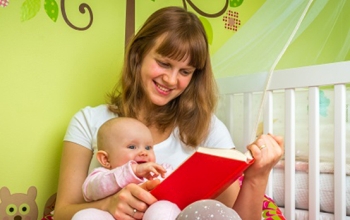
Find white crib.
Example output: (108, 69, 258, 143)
(216, 61, 350, 220)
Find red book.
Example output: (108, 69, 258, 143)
(151, 147, 254, 210)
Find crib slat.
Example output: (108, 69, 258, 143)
(308, 87, 320, 220)
(243, 93, 253, 147)
(226, 94, 235, 136)
(334, 84, 346, 220)
(284, 89, 296, 220)
(264, 91, 274, 197)
(263, 91, 274, 134)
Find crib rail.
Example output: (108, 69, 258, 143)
(216, 61, 350, 220)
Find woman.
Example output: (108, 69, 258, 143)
(55, 6, 283, 220)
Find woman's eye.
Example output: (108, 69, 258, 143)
(128, 145, 136, 149)
(181, 70, 193, 76)
(157, 60, 169, 68)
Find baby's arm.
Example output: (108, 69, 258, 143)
(82, 161, 144, 202)
(131, 162, 168, 180)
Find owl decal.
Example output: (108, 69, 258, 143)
(0, 186, 38, 220)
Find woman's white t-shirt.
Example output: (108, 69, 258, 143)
(64, 105, 235, 173)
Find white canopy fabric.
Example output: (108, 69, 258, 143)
(212, 0, 313, 77)
(212, 0, 349, 139)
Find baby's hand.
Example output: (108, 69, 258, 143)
(133, 162, 167, 180)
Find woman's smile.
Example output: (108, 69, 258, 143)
(154, 80, 172, 95)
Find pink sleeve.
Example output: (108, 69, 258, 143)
(82, 161, 144, 201)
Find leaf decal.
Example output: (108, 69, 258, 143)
(20, 0, 41, 22)
(44, 0, 59, 22)
(230, 0, 244, 8)
(199, 17, 213, 45)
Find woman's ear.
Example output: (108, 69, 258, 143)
(96, 150, 111, 169)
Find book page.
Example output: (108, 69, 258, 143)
(197, 146, 252, 162)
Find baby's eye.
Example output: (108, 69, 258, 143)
(128, 145, 136, 149)
(145, 146, 152, 150)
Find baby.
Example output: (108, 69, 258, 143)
(82, 117, 180, 220)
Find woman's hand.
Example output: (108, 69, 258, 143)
(245, 133, 284, 181)
(106, 179, 160, 220)
(233, 134, 283, 219)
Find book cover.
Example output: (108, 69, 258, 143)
(150, 147, 254, 210)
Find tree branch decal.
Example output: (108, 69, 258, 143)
(60, 0, 93, 31)
(183, 0, 229, 18)
(125, 0, 135, 49)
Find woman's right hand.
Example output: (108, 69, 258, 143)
(106, 179, 160, 220)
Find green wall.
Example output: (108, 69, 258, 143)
(0, 1, 125, 218)
(0, 0, 349, 219)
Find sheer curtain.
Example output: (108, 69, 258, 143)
(213, 0, 349, 140)
(212, 0, 350, 77)
(212, 0, 313, 77)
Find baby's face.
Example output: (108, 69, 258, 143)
(106, 120, 155, 168)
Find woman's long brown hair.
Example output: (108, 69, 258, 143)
(108, 6, 218, 148)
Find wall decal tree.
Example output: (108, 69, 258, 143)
(123, 0, 241, 48)
(60, 0, 93, 31)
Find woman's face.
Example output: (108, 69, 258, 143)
(140, 43, 195, 106)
